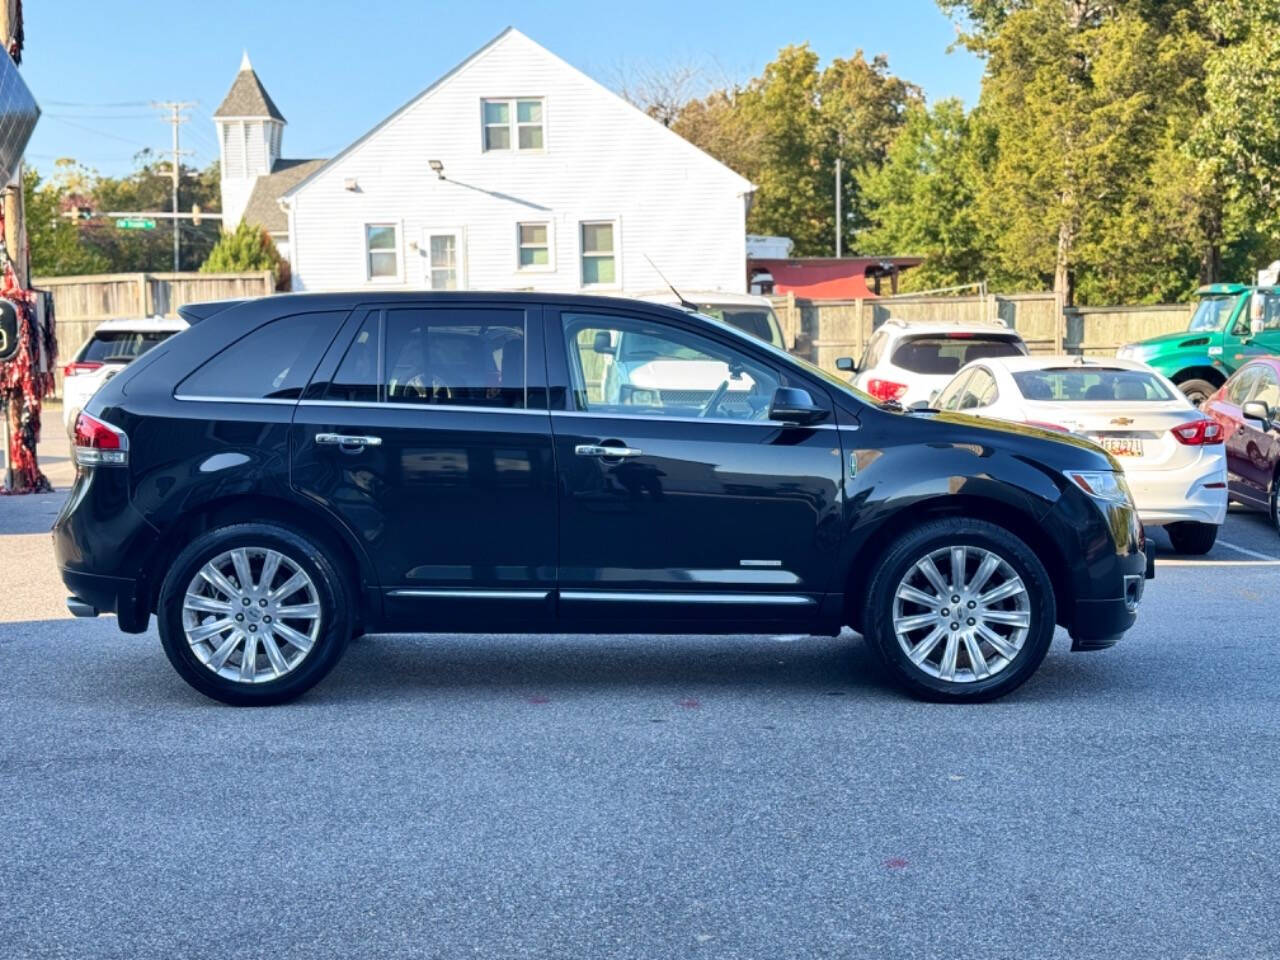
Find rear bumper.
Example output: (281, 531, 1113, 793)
(1129, 459, 1227, 527)
(60, 567, 150, 633)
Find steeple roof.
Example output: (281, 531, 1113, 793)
(213, 51, 285, 122)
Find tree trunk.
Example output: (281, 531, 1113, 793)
(1054, 218, 1075, 308)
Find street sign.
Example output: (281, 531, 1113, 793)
(115, 218, 156, 230)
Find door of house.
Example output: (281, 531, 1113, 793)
(422, 228, 466, 291)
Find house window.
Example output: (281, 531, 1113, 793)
(518, 222, 550, 269)
(580, 221, 616, 287)
(482, 98, 544, 151)
(366, 224, 399, 280)
(428, 233, 458, 290)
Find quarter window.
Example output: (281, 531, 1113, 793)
(365, 224, 399, 280)
(518, 222, 550, 269)
(580, 221, 616, 287)
(178, 311, 347, 400)
(482, 98, 544, 152)
(562, 313, 783, 420)
(384, 308, 526, 408)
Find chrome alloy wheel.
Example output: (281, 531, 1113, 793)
(181, 547, 322, 684)
(891, 545, 1031, 684)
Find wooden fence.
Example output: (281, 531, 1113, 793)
(34, 271, 276, 396)
(771, 292, 1193, 371)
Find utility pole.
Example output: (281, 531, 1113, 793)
(834, 131, 844, 259)
(835, 156, 842, 259)
(153, 101, 196, 271)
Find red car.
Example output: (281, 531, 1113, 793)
(1203, 357, 1280, 534)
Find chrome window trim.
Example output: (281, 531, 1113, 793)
(387, 589, 551, 600)
(174, 394, 300, 405)
(549, 409, 841, 430)
(298, 399, 547, 415)
(559, 590, 813, 605)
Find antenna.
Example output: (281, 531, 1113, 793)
(643, 254, 698, 313)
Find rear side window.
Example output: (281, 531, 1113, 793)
(384, 308, 526, 408)
(80, 330, 173, 363)
(177, 311, 347, 400)
(891, 335, 1026, 376)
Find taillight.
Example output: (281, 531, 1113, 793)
(1025, 420, 1071, 433)
(73, 412, 129, 466)
(866, 378, 908, 403)
(63, 361, 103, 377)
(1171, 419, 1224, 446)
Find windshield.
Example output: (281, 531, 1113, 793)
(695, 304, 785, 348)
(617, 331, 704, 362)
(80, 329, 174, 363)
(891, 335, 1027, 376)
(1013, 368, 1176, 403)
(1188, 296, 1238, 332)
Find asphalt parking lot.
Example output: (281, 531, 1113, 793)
(3, 430, 1279, 959)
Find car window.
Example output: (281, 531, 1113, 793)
(1226, 367, 1261, 406)
(382, 308, 526, 408)
(696, 304, 785, 348)
(325, 311, 381, 403)
(935, 370, 973, 411)
(80, 330, 174, 363)
(859, 331, 887, 372)
(1249, 367, 1279, 412)
(1189, 295, 1239, 333)
(1012, 367, 1176, 403)
(563, 313, 783, 421)
(177, 311, 347, 400)
(1253, 294, 1280, 334)
(955, 368, 998, 410)
(891, 335, 1025, 377)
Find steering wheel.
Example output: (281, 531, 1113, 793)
(700, 380, 730, 418)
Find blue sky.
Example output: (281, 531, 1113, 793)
(22, 0, 983, 179)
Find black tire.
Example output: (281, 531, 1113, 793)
(1165, 521, 1218, 555)
(1177, 378, 1217, 408)
(157, 523, 353, 706)
(1270, 473, 1280, 537)
(862, 518, 1057, 703)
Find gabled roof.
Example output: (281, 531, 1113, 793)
(282, 27, 754, 201)
(214, 51, 286, 121)
(242, 158, 328, 232)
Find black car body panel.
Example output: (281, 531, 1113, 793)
(55, 291, 1147, 651)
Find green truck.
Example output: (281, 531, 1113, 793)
(1116, 284, 1280, 405)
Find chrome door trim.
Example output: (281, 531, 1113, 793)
(559, 590, 814, 605)
(386, 588, 551, 600)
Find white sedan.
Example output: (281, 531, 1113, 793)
(933, 356, 1228, 554)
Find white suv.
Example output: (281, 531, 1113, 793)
(841, 318, 1029, 407)
(62, 317, 188, 428)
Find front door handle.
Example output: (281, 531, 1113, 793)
(575, 444, 642, 459)
(316, 432, 383, 449)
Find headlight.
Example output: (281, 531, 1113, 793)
(1069, 471, 1133, 506)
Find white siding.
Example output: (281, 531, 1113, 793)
(286, 30, 751, 295)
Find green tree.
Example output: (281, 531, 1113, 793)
(200, 220, 282, 277)
(858, 99, 989, 290)
(23, 167, 110, 277)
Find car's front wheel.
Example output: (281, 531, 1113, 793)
(157, 523, 353, 706)
(862, 518, 1057, 702)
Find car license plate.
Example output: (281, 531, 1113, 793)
(1096, 437, 1144, 457)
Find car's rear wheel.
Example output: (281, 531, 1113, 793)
(1271, 473, 1280, 536)
(1166, 521, 1218, 555)
(1176, 378, 1217, 407)
(157, 523, 353, 706)
(862, 518, 1056, 702)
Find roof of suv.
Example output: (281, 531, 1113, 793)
(635, 290, 774, 308)
(875, 318, 1016, 339)
(92, 315, 189, 333)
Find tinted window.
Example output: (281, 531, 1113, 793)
(178, 311, 346, 400)
(384, 308, 525, 408)
(564, 313, 782, 421)
(325, 311, 381, 403)
(1013, 368, 1176, 402)
(891, 335, 1026, 376)
(81, 330, 174, 363)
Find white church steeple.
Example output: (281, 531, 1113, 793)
(214, 51, 286, 229)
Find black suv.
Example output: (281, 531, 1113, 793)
(54, 293, 1151, 705)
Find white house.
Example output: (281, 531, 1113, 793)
(213, 28, 754, 295)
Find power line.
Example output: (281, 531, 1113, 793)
(43, 99, 151, 108)
(45, 115, 151, 147)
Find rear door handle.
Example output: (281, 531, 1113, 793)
(575, 444, 642, 458)
(316, 433, 383, 449)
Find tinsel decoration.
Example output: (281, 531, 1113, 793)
(0, 216, 55, 495)
(8, 0, 22, 64)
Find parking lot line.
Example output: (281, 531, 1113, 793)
(1158, 558, 1280, 567)
(1214, 539, 1280, 562)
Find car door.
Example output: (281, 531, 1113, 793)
(1235, 366, 1280, 502)
(1206, 365, 1263, 505)
(544, 305, 845, 632)
(290, 302, 557, 630)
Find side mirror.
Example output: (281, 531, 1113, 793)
(835, 356, 857, 373)
(1242, 399, 1273, 429)
(768, 386, 828, 426)
(592, 330, 616, 355)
